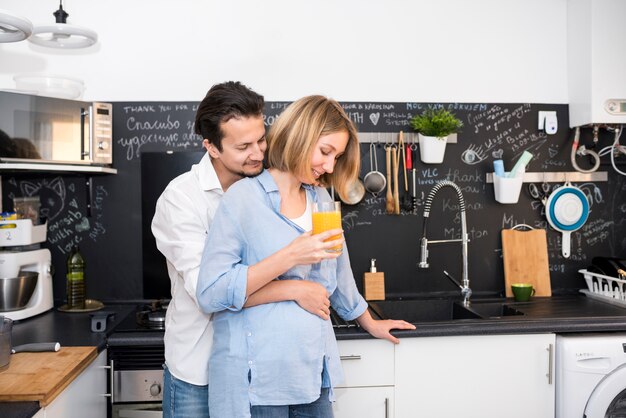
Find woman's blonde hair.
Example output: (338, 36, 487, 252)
(266, 95, 360, 200)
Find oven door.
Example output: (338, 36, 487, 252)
(108, 343, 165, 418)
(112, 403, 162, 418)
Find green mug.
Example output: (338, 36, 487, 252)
(511, 283, 535, 302)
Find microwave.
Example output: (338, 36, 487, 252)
(0, 90, 113, 166)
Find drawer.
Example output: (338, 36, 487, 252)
(335, 339, 394, 388)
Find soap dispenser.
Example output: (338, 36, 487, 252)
(363, 258, 385, 301)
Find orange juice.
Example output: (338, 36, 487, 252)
(312, 203, 342, 253)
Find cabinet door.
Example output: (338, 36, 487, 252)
(395, 334, 555, 418)
(333, 386, 394, 418)
(336, 339, 394, 388)
(45, 349, 108, 418)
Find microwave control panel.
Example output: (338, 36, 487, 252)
(92, 102, 113, 165)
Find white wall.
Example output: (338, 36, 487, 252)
(0, 0, 568, 103)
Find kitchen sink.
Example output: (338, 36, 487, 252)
(464, 301, 525, 319)
(368, 298, 529, 323)
(368, 298, 481, 323)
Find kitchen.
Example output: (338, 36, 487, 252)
(1, 0, 626, 417)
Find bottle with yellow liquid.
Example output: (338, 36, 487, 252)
(312, 201, 343, 253)
(66, 245, 86, 310)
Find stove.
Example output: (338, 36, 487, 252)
(107, 301, 168, 418)
(112, 300, 168, 333)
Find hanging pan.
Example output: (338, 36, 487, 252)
(544, 182, 589, 258)
(340, 178, 366, 205)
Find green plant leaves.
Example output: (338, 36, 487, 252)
(409, 108, 463, 138)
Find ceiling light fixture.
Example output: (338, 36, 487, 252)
(29, 1, 97, 49)
(0, 9, 33, 43)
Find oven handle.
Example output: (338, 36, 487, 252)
(118, 410, 163, 418)
(101, 360, 114, 402)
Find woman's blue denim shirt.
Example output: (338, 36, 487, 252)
(197, 169, 368, 417)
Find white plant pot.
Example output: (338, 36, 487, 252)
(419, 134, 447, 164)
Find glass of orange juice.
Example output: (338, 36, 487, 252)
(312, 201, 343, 253)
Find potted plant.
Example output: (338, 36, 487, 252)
(410, 108, 463, 164)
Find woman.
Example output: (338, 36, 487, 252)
(197, 95, 414, 418)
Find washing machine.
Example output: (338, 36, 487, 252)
(557, 333, 626, 417)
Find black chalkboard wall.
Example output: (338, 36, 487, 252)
(2, 101, 625, 302)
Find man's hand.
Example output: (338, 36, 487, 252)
(294, 281, 331, 320)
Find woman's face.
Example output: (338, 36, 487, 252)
(305, 130, 349, 183)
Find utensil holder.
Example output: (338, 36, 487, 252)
(493, 172, 524, 204)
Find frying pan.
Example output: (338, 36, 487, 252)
(544, 182, 589, 258)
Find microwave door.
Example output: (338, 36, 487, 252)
(0, 92, 93, 165)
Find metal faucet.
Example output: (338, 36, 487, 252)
(418, 180, 471, 306)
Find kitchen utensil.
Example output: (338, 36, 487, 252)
(385, 146, 394, 214)
(501, 227, 551, 297)
(400, 132, 413, 211)
(341, 178, 366, 205)
(399, 131, 408, 191)
(411, 169, 417, 212)
(0, 271, 38, 312)
(363, 143, 386, 197)
(12, 342, 60, 354)
(544, 182, 590, 258)
(392, 146, 400, 214)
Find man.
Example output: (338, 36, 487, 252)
(152, 81, 331, 417)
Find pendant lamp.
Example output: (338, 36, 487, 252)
(0, 9, 33, 43)
(29, 1, 97, 49)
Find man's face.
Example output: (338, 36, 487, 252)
(205, 115, 266, 179)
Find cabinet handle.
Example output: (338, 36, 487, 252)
(100, 362, 113, 397)
(105, 360, 115, 402)
(546, 344, 553, 385)
(384, 397, 389, 418)
(339, 355, 361, 361)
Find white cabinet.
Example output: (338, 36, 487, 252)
(44, 349, 108, 418)
(395, 334, 555, 418)
(333, 339, 394, 418)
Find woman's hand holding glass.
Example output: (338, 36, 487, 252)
(285, 229, 344, 266)
(312, 201, 343, 253)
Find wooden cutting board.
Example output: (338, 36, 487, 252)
(501, 229, 552, 297)
(0, 346, 96, 406)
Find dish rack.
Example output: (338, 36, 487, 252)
(579, 269, 626, 307)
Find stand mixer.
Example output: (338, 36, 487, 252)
(0, 220, 53, 321)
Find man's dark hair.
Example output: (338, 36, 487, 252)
(194, 81, 264, 151)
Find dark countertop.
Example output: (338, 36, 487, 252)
(4, 293, 626, 417)
(2, 302, 137, 418)
(336, 294, 626, 340)
(10, 303, 136, 349)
